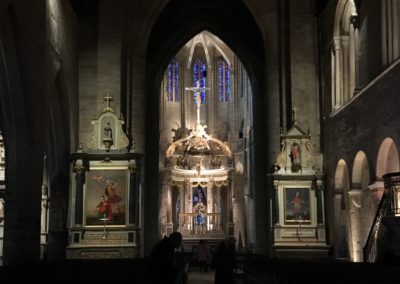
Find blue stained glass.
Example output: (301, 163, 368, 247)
(218, 62, 224, 102)
(174, 62, 179, 102)
(193, 61, 206, 104)
(168, 63, 173, 101)
(225, 64, 231, 101)
(167, 59, 179, 102)
(201, 64, 206, 103)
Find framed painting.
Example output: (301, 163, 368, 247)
(284, 187, 311, 224)
(84, 167, 128, 226)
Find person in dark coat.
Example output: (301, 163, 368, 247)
(211, 241, 235, 284)
(148, 232, 183, 284)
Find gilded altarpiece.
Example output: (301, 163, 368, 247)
(271, 123, 330, 258)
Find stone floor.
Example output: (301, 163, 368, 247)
(187, 271, 215, 284)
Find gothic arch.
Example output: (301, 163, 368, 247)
(145, 0, 266, 254)
(333, 159, 350, 259)
(332, 0, 359, 111)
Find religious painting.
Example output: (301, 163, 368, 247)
(84, 167, 128, 226)
(284, 187, 311, 224)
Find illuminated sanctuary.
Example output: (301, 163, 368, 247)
(2, 1, 400, 282)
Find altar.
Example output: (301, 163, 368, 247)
(271, 119, 330, 258)
(66, 95, 142, 259)
(160, 81, 235, 249)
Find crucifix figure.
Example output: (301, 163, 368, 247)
(104, 92, 114, 111)
(185, 80, 210, 125)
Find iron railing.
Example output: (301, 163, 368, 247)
(363, 193, 388, 262)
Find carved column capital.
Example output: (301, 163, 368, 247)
(73, 164, 86, 174)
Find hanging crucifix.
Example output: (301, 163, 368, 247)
(185, 80, 210, 125)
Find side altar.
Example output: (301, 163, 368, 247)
(66, 96, 142, 259)
(271, 120, 330, 258)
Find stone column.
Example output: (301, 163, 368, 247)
(333, 38, 342, 110)
(227, 178, 234, 236)
(3, 144, 45, 264)
(179, 183, 184, 232)
(393, 0, 399, 60)
(207, 180, 213, 230)
(348, 188, 362, 262)
(341, 36, 350, 103)
(215, 186, 222, 231)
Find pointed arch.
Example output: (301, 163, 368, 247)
(145, 0, 266, 255)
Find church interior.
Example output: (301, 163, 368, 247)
(1, 0, 400, 282)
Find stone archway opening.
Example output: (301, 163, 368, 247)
(158, 30, 254, 251)
(145, 0, 266, 254)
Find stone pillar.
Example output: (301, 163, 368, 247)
(227, 178, 234, 236)
(349, 27, 356, 94)
(3, 147, 45, 265)
(215, 186, 222, 231)
(347, 188, 362, 262)
(179, 183, 184, 232)
(393, 0, 399, 60)
(341, 36, 350, 103)
(207, 180, 213, 230)
(333, 38, 342, 110)
(186, 179, 193, 232)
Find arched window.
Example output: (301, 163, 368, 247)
(218, 59, 231, 102)
(332, 0, 359, 111)
(382, 0, 400, 65)
(167, 58, 179, 102)
(193, 59, 206, 104)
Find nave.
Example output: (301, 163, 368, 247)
(0, 258, 398, 284)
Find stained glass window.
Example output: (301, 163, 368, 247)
(167, 59, 179, 102)
(193, 59, 206, 104)
(218, 59, 231, 102)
